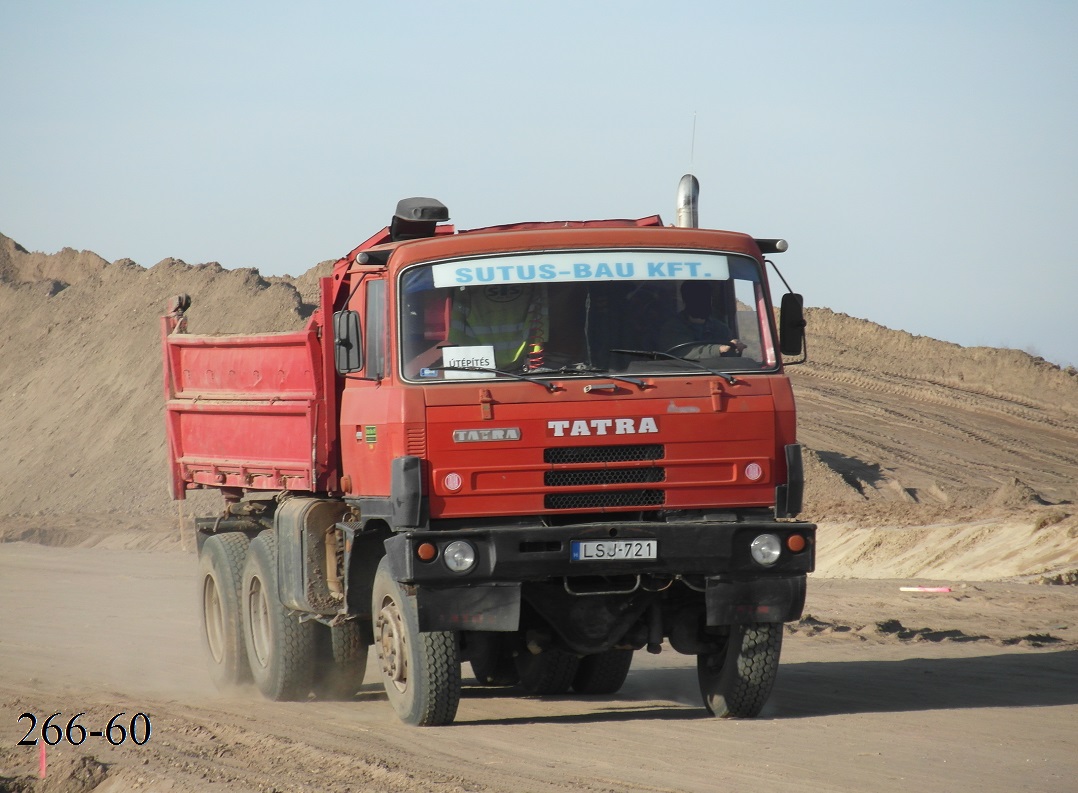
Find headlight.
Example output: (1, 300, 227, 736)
(750, 534, 782, 566)
(443, 540, 477, 573)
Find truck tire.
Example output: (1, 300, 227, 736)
(314, 620, 369, 700)
(572, 648, 633, 695)
(241, 531, 316, 701)
(468, 633, 519, 687)
(198, 532, 252, 689)
(372, 558, 461, 726)
(697, 622, 783, 718)
(515, 648, 579, 695)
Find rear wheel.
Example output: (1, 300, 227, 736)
(241, 531, 316, 701)
(515, 648, 579, 695)
(372, 558, 461, 725)
(697, 622, 783, 718)
(198, 533, 252, 689)
(572, 649, 633, 695)
(314, 620, 369, 699)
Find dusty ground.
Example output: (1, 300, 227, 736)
(2, 234, 1077, 791)
(1, 541, 1076, 793)
(0, 545, 1073, 793)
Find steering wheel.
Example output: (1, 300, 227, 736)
(665, 340, 740, 358)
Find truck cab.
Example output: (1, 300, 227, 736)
(166, 181, 815, 726)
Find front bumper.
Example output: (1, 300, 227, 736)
(382, 519, 815, 585)
(380, 520, 814, 638)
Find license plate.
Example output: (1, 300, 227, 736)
(570, 539, 657, 561)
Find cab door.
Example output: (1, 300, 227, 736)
(339, 277, 395, 498)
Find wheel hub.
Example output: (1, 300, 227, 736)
(376, 599, 409, 692)
(203, 575, 225, 664)
(247, 576, 271, 668)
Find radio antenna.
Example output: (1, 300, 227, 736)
(690, 111, 697, 167)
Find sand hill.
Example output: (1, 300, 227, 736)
(2, 232, 1076, 580)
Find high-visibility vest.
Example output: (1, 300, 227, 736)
(449, 284, 549, 368)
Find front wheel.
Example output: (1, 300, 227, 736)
(372, 558, 461, 726)
(697, 623, 783, 718)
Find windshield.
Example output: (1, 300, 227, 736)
(398, 249, 777, 382)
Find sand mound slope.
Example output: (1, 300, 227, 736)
(0, 234, 318, 525)
(791, 309, 1078, 579)
(794, 308, 1078, 513)
(2, 234, 1077, 579)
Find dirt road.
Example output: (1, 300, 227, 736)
(2, 542, 1076, 793)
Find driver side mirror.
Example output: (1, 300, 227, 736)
(333, 310, 363, 373)
(779, 293, 806, 357)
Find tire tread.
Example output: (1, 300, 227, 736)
(243, 531, 315, 701)
(372, 559, 460, 726)
(314, 621, 369, 699)
(516, 649, 579, 695)
(572, 649, 633, 695)
(698, 622, 783, 718)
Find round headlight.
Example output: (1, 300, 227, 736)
(443, 540, 477, 573)
(750, 534, 782, 566)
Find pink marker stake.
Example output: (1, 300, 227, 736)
(39, 740, 46, 779)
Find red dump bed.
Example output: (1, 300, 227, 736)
(161, 283, 338, 500)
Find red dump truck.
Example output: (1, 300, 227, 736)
(162, 176, 814, 725)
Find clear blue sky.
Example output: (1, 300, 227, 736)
(3, 1, 1076, 367)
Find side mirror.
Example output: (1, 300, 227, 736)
(333, 310, 363, 373)
(779, 293, 806, 357)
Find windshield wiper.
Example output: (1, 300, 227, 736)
(531, 364, 647, 390)
(609, 349, 739, 385)
(429, 365, 558, 392)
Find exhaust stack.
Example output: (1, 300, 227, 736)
(676, 174, 699, 228)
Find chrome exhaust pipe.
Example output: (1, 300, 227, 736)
(676, 173, 699, 228)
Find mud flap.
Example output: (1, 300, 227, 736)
(775, 443, 805, 519)
(416, 583, 521, 633)
(275, 498, 349, 615)
(705, 576, 806, 625)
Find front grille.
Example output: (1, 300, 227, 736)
(544, 467, 665, 487)
(545, 489, 665, 510)
(544, 444, 664, 464)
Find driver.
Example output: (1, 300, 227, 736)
(656, 281, 746, 359)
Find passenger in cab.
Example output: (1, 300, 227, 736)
(448, 284, 549, 369)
